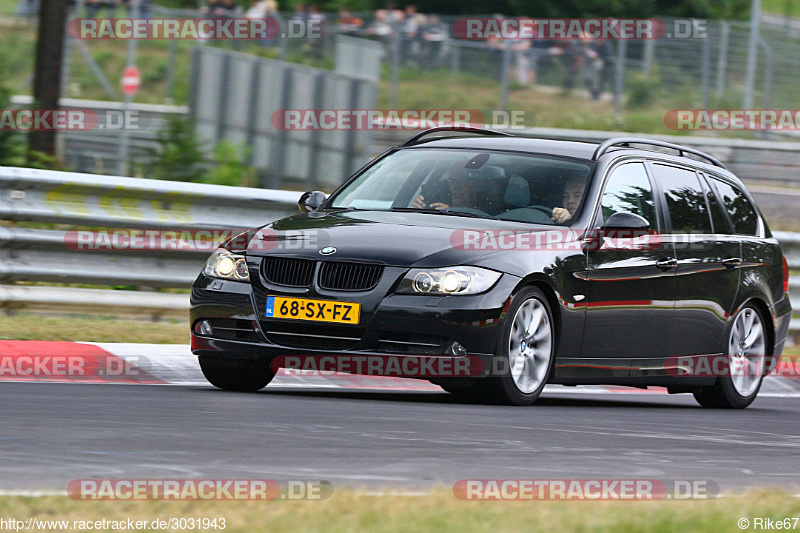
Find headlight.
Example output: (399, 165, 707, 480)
(396, 266, 501, 295)
(203, 249, 250, 282)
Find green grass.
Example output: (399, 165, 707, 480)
(377, 68, 693, 134)
(783, 345, 800, 358)
(0, 312, 188, 344)
(0, 0, 16, 14)
(762, 0, 797, 15)
(0, 488, 799, 532)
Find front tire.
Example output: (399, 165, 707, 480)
(199, 356, 274, 392)
(693, 304, 768, 409)
(482, 286, 556, 406)
(433, 378, 481, 399)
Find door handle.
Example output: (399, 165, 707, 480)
(655, 257, 678, 270)
(722, 256, 742, 268)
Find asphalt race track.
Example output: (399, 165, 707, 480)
(2, 381, 800, 493)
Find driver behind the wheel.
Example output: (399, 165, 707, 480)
(411, 164, 504, 214)
(552, 176, 587, 224)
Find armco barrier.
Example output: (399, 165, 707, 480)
(0, 166, 298, 316)
(0, 166, 298, 229)
(0, 167, 798, 334)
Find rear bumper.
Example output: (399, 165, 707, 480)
(771, 293, 792, 358)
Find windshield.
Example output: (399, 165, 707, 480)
(328, 149, 593, 225)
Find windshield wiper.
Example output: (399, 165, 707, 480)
(389, 207, 441, 214)
(389, 207, 494, 220)
(321, 206, 362, 212)
(439, 208, 492, 219)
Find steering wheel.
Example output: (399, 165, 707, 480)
(528, 205, 554, 217)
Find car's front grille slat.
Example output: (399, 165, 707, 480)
(318, 262, 384, 292)
(262, 321, 364, 350)
(261, 257, 315, 287)
(261, 257, 383, 291)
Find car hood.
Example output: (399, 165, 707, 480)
(245, 210, 554, 268)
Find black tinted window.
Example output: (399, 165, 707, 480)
(707, 193, 732, 234)
(654, 165, 713, 234)
(710, 178, 759, 236)
(597, 163, 657, 228)
(699, 174, 732, 234)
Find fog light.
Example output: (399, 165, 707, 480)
(447, 341, 467, 356)
(195, 320, 213, 336)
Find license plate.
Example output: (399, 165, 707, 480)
(265, 296, 360, 325)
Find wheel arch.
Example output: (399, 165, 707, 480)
(740, 297, 778, 369)
(510, 274, 562, 347)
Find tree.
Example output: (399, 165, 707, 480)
(146, 114, 209, 182)
(0, 86, 25, 166)
(29, 0, 69, 158)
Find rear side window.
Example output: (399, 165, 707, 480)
(700, 174, 732, 234)
(653, 164, 713, 234)
(597, 162, 658, 228)
(710, 178, 760, 236)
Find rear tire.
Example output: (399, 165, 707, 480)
(693, 304, 768, 409)
(199, 357, 274, 392)
(481, 286, 556, 406)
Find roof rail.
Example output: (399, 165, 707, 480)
(592, 137, 726, 169)
(399, 127, 512, 147)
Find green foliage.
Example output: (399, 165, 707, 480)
(91, 49, 116, 69)
(147, 114, 209, 182)
(204, 140, 257, 187)
(150, 0, 751, 17)
(147, 114, 257, 187)
(625, 70, 662, 109)
(26, 150, 64, 170)
(293, 0, 752, 19)
(0, 86, 25, 166)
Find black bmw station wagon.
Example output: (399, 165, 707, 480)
(191, 128, 791, 408)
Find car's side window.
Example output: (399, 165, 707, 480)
(709, 178, 760, 236)
(596, 163, 657, 228)
(699, 174, 733, 234)
(653, 164, 713, 234)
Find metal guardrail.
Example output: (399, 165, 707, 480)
(0, 167, 798, 333)
(0, 166, 298, 229)
(10, 96, 188, 175)
(0, 166, 299, 315)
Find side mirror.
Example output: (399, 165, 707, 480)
(298, 191, 327, 213)
(602, 212, 650, 230)
(583, 212, 652, 252)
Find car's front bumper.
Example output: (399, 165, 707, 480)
(190, 270, 521, 377)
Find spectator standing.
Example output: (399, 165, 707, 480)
(309, 5, 327, 58)
(338, 9, 364, 36)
